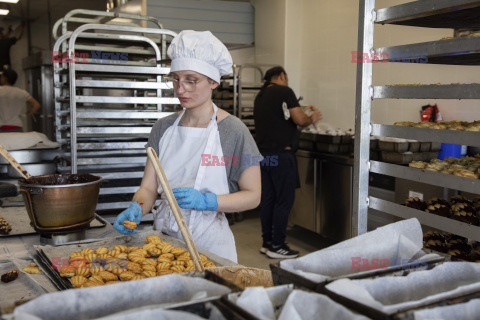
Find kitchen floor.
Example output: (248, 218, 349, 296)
(230, 210, 336, 270)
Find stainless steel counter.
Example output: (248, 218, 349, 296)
(290, 150, 354, 242)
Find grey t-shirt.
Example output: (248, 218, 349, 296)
(146, 113, 262, 193)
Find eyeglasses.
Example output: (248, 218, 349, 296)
(163, 75, 206, 92)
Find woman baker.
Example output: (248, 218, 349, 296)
(113, 30, 262, 262)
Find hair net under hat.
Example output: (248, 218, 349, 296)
(167, 30, 233, 83)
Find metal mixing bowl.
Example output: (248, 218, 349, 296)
(18, 174, 102, 232)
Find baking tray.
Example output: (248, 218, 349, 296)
(34, 230, 238, 290)
(168, 297, 247, 320)
(380, 151, 413, 164)
(378, 141, 409, 153)
(270, 256, 444, 293)
(394, 291, 480, 320)
(420, 142, 432, 152)
(422, 152, 439, 162)
(339, 144, 350, 153)
(0, 259, 47, 315)
(323, 266, 480, 320)
(316, 134, 342, 144)
(298, 139, 315, 151)
(408, 141, 420, 153)
(411, 153, 424, 162)
(316, 143, 340, 154)
(0, 206, 107, 237)
(341, 134, 353, 144)
(430, 142, 442, 152)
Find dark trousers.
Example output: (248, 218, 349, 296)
(260, 151, 297, 247)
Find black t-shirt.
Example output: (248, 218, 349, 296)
(0, 38, 17, 67)
(253, 83, 300, 152)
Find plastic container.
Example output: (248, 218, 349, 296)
(438, 143, 467, 160)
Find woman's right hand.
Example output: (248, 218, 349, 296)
(113, 202, 143, 235)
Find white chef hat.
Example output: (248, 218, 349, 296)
(167, 30, 233, 83)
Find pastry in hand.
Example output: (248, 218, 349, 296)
(23, 263, 41, 274)
(123, 220, 137, 229)
(1, 270, 19, 283)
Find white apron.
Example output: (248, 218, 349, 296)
(152, 104, 237, 262)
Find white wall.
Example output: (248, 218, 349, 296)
(244, 0, 480, 130)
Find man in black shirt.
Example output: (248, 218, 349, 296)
(254, 66, 322, 259)
(0, 22, 25, 70)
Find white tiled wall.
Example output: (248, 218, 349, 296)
(240, 0, 480, 129)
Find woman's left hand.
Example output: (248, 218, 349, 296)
(172, 188, 218, 211)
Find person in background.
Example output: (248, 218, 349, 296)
(254, 66, 322, 259)
(0, 22, 25, 70)
(0, 69, 41, 132)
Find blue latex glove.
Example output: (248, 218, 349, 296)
(172, 188, 218, 211)
(113, 202, 143, 235)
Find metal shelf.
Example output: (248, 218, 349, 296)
(370, 161, 480, 194)
(99, 186, 138, 195)
(75, 96, 178, 104)
(369, 197, 480, 242)
(75, 80, 170, 89)
(77, 127, 151, 135)
(375, 36, 480, 65)
(371, 124, 480, 148)
(376, 0, 480, 29)
(77, 142, 146, 150)
(74, 64, 170, 74)
(95, 171, 144, 180)
(373, 84, 480, 99)
(76, 110, 172, 119)
(77, 156, 146, 165)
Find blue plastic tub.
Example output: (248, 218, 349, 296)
(438, 143, 467, 160)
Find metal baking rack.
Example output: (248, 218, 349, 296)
(237, 64, 276, 135)
(212, 66, 238, 116)
(52, 18, 178, 220)
(353, 0, 480, 241)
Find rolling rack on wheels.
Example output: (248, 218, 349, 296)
(353, 0, 480, 241)
(53, 14, 178, 221)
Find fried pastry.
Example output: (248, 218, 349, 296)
(108, 249, 121, 257)
(59, 265, 76, 277)
(454, 169, 479, 179)
(81, 280, 101, 288)
(126, 246, 141, 253)
(117, 252, 128, 260)
(147, 248, 162, 257)
(123, 221, 137, 229)
(423, 230, 445, 242)
(132, 274, 146, 281)
(0, 217, 12, 234)
(75, 266, 91, 277)
(81, 248, 94, 256)
(145, 235, 162, 244)
(106, 281, 122, 285)
(142, 271, 156, 278)
(159, 253, 174, 261)
(89, 275, 105, 285)
(98, 271, 118, 282)
(161, 244, 174, 254)
(157, 269, 174, 276)
(426, 204, 451, 218)
(119, 271, 136, 281)
(170, 265, 185, 273)
(90, 264, 104, 276)
(71, 275, 88, 287)
(176, 253, 191, 261)
(127, 262, 143, 274)
(113, 244, 128, 253)
(141, 259, 157, 267)
(69, 252, 84, 261)
(1, 270, 19, 283)
(204, 261, 216, 268)
(143, 243, 157, 251)
(157, 262, 172, 270)
(95, 247, 109, 255)
(171, 260, 185, 266)
(23, 263, 41, 274)
(170, 248, 187, 256)
(185, 266, 195, 272)
(142, 264, 157, 273)
(409, 161, 427, 169)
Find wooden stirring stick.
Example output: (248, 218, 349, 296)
(0, 144, 32, 180)
(146, 147, 205, 272)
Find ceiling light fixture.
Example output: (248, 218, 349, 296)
(0, 9, 9, 15)
(0, 0, 19, 3)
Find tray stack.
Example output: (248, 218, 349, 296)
(52, 10, 179, 220)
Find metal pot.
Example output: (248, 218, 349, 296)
(18, 174, 102, 232)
